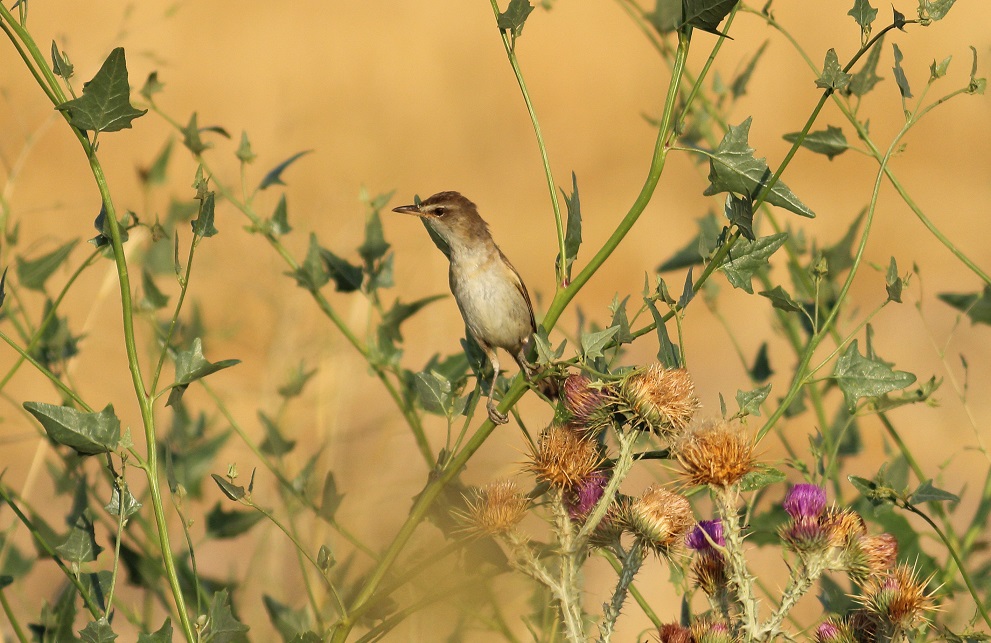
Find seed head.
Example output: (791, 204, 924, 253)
(528, 424, 602, 489)
(615, 365, 700, 437)
(458, 479, 529, 537)
(676, 419, 756, 487)
(623, 486, 695, 556)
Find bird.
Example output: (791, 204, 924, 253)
(392, 191, 553, 425)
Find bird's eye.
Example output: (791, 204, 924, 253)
(433, 206, 447, 216)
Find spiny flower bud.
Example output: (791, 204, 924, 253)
(846, 532, 899, 583)
(823, 507, 867, 547)
(528, 424, 602, 489)
(623, 486, 694, 556)
(691, 619, 732, 643)
(564, 469, 609, 520)
(562, 373, 613, 433)
(814, 619, 856, 643)
(860, 563, 935, 630)
(615, 365, 700, 437)
(686, 520, 727, 595)
(458, 479, 529, 537)
(657, 623, 693, 643)
(676, 419, 755, 487)
(685, 519, 724, 551)
(783, 483, 827, 521)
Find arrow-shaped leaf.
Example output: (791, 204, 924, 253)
(832, 340, 917, 410)
(24, 402, 120, 456)
(56, 48, 146, 133)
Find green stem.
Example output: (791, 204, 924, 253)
(598, 541, 645, 643)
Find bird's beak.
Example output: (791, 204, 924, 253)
(391, 204, 423, 217)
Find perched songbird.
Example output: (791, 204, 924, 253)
(393, 191, 550, 425)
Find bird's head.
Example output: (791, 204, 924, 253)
(392, 191, 491, 253)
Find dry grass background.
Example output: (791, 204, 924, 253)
(1, 0, 990, 640)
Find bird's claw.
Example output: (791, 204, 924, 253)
(487, 399, 509, 425)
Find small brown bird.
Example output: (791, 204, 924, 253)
(393, 191, 548, 424)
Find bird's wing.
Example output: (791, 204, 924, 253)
(500, 250, 537, 332)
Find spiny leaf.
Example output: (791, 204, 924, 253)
(290, 233, 330, 291)
(319, 247, 363, 293)
(783, 125, 848, 160)
(497, 0, 535, 39)
(557, 172, 582, 284)
(202, 589, 250, 642)
(259, 150, 312, 191)
(105, 485, 142, 520)
(892, 43, 913, 99)
(319, 472, 344, 522)
(258, 412, 296, 457)
(16, 239, 78, 291)
(191, 191, 218, 238)
(885, 257, 903, 303)
(739, 464, 786, 492)
(56, 513, 104, 563)
(56, 48, 146, 133)
(832, 340, 917, 410)
(910, 479, 959, 504)
(211, 474, 246, 501)
(919, 0, 956, 21)
(720, 232, 789, 294)
(277, 362, 317, 399)
(137, 619, 173, 643)
(930, 55, 952, 80)
(140, 71, 165, 101)
(24, 402, 120, 456)
(704, 118, 815, 218)
(79, 618, 117, 642)
(682, 0, 739, 36)
(181, 113, 209, 155)
(645, 298, 681, 368)
(816, 48, 852, 91)
(415, 370, 456, 416)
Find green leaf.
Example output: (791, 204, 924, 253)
(56, 512, 103, 563)
(739, 464, 786, 492)
(749, 342, 772, 381)
(142, 139, 174, 188)
(832, 340, 917, 410)
(608, 295, 634, 345)
(206, 503, 264, 539)
(645, 298, 680, 368)
(930, 55, 952, 80)
(192, 191, 218, 238)
(24, 402, 120, 456)
(259, 150, 312, 191)
(497, 0, 535, 38)
(736, 383, 771, 417)
(137, 619, 173, 643)
(910, 479, 959, 504)
(50, 42, 73, 79)
(319, 247, 363, 293)
(270, 194, 292, 236)
(758, 285, 804, 313)
(290, 233, 331, 291)
(892, 43, 913, 99)
(557, 172, 582, 284)
(105, 485, 142, 520)
(847, 35, 885, 97)
(730, 41, 768, 99)
(277, 362, 317, 399)
(0, 267, 6, 309)
(358, 199, 392, 266)
(378, 295, 446, 352)
(646, 0, 682, 33)
(16, 239, 78, 291)
(723, 193, 754, 240)
(79, 618, 117, 643)
(681, 0, 738, 36)
(415, 370, 455, 416)
(90, 207, 131, 249)
(140, 71, 165, 101)
(236, 131, 256, 164)
(704, 118, 815, 218)
(720, 232, 788, 294)
(263, 595, 312, 642)
(783, 125, 848, 160)
(168, 338, 240, 406)
(258, 412, 296, 457)
(937, 285, 991, 325)
(56, 48, 146, 133)
(202, 589, 250, 642)
(181, 112, 209, 155)
(532, 327, 566, 365)
(919, 0, 956, 21)
(580, 325, 620, 360)
(816, 48, 852, 91)
(885, 256, 903, 303)
(141, 268, 170, 310)
(847, 0, 877, 33)
(319, 472, 344, 522)
(657, 211, 722, 272)
(211, 474, 246, 501)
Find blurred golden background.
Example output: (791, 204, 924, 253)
(2, 0, 990, 640)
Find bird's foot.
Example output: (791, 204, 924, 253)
(486, 398, 509, 425)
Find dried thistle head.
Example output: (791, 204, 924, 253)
(676, 419, 755, 487)
(656, 623, 693, 643)
(859, 563, 936, 631)
(823, 507, 867, 547)
(846, 532, 899, 583)
(615, 365, 700, 437)
(528, 424, 602, 489)
(457, 479, 529, 537)
(562, 373, 614, 433)
(623, 486, 695, 556)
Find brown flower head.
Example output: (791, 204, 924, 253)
(823, 507, 868, 547)
(458, 479, 529, 536)
(528, 424, 602, 488)
(676, 419, 755, 487)
(657, 623, 693, 643)
(859, 563, 936, 631)
(615, 365, 700, 437)
(623, 486, 695, 556)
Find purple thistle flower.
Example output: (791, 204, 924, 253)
(566, 470, 609, 520)
(815, 622, 840, 642)
(685, 519, 724, 551)
(783, 483, 827, 520)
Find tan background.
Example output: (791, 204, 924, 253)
(1, 0, 990, 640)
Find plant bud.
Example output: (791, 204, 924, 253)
(860, 564, 935, 631)
(615, 365, 700, 436)
(783, 483, 827, 521)
(564, 469, 610, 520)
(676, 419, 755, 487)
(623, 486, 694, 556)
(562, 373, 613, 433)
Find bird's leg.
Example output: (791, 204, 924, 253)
(514, 346, 538, 381)
(483, 347, 509, 425)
